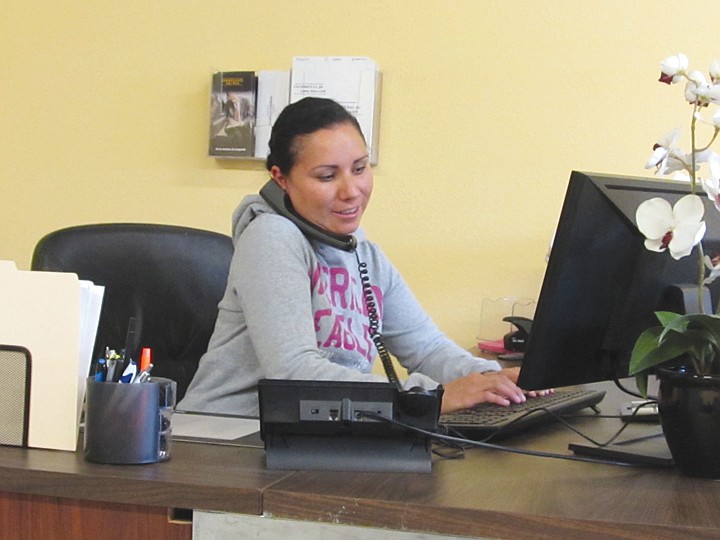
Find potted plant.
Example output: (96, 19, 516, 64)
(629, 53, 720, 479)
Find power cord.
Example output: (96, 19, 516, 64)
(440, 402, 646, 449)
(480, 403, 662, 449)
(614, 376, 658, 401)
(360, 408, 667, 469)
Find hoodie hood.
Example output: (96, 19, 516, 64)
(231, 193, 367, 245)
(231, 194, 273, 241)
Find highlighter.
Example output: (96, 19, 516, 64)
(140, 347, 152, 372)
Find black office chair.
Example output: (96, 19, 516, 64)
(31, 223, 234, 401)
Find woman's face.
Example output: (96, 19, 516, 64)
(271, 122, 372, 236)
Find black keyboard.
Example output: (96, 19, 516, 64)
(439, 388, 606, 440)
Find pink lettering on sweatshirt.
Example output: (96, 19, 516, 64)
(311, 263, 382, 362)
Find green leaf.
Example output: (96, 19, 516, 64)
(655, 311, 684, 326)
(629, 327, 662, 375)
(635, 372, 649, 398)
(631, 313, 720, 377)
(629, 327, 694, 375)
(679, 328, 718, 349)
(659, 313, 692, 341)
(685, 314, 720, 350)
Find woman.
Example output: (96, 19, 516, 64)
(179, 97, 533, 416)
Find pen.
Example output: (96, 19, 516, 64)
(105, 349, 121, 382)
(106, 358, 117, 382)
(133, 362, 154, 383)
(94, 358, 107, 382)
(119, 359, 137, 384)
(114, 317, 136, 382)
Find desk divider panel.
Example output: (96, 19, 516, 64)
(0, 345, 31, 447)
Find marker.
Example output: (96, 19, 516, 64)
(140, 347, 152, 373)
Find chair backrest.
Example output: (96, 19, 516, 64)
(31, 223, 234, 401)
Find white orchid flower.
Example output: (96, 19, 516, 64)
(701, 176, 720, 211)
(701, 152, 720, 211)
(710, 151, 720, 179)
(636, 194, 706, 260)
(710, 60, 720, 84)
(659, 53, 689, 84)
(684, 147, 716, 172)
(704, 254, 720, 285)
(695, 109, 720, 129)
(645, 129, 679, 168)
(645, 129, 690, 175)
(685, 71, 709, 104)
(707, 85, 720, 105)
(663, 150, 692, 175)
(684, 71, 720, 106)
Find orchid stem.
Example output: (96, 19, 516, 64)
(691, 105, 698, 194)
(690, 105, 706, 314)
(697, 243, 706, 313)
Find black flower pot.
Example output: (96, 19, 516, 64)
(657, 367, 720, 479)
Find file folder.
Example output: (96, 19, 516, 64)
(0, 261, 103, 450)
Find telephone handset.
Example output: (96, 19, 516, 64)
(259, 180, 357, 252)
(259, 179, 441, 417)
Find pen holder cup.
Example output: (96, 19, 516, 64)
(83, 377, 176, 464)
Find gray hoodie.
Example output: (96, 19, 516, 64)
(178, 195, 500, 416)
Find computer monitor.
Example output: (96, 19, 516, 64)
(517, 170, 720, 391)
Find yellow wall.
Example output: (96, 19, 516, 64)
(1, 0, 716, 350)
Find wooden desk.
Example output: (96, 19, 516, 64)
(263, 383, 720, 539)
(2, 383, 720, 540)
(0, 440, 290, 539)
(264, 426, 717, 539)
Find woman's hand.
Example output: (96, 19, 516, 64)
(440, 367, 553, 414)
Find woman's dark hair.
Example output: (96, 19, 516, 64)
(265, 97, 364, 173)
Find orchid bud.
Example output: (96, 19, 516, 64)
(710, 60, 720, 84)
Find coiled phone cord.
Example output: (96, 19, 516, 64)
(355, 252, 403, 391)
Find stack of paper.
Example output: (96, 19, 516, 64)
(254, 70, 291, 159)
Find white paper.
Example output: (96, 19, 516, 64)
(290, 56, 381, 164)
(253, 70, 291, 159)
(173, 411, 260, 442)
(77, 280, 104, 424)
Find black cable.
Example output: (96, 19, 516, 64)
(459, 405, 635, 448)
(614, 377, 658, 401)
(481, 401, 663, 448)
(486, 403, 662, 449)
(431, 439, 467, 460)
(354, 251, 403, 391)
(359, 410, 666, 469)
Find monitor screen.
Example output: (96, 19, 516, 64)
(517, 171, 720, 390)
